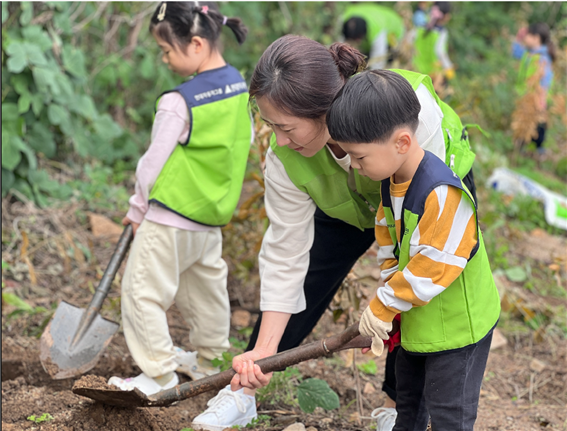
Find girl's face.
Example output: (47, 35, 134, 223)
(256, 97, 330, 158)
(153, 32, 199, 77)
(524, 32, 542, 49)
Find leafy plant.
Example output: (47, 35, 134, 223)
(357, 359, 378, 375)
(296, 378, 340, 413)
(26, 413, 54, 423)
(2, 291, 47, 318)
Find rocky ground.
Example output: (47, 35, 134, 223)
(2, 198, 566, 430)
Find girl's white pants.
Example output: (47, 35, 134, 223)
(121, 219, 230, 378)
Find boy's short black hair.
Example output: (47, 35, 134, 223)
(327, 70, 421, 144)
(343, 17, 367, 41)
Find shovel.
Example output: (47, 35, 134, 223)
(40, 224, 134, 380)
(72, 322, 382, 408)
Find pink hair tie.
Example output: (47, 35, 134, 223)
(222, 16, 227, 25)
(201, 5, 208, 14)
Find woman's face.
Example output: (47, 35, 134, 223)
(256, 96, 330, 158)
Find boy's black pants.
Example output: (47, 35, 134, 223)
(393, 329, 494, 431)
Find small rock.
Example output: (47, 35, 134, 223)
(88, 213, 123, 243)
(363, 382, 376, 394)
(490, 328, 507, 350)
(283, 423, 306, 431)
(306, 427, 318, 431)
(231, 309, 251, 328)
(529, 358, 546, 373)
(370, 268, 381, 281)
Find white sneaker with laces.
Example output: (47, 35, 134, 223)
(174, 347, 220, 381)
(371, 407, 397, 431)
(107, 372, 179, 396)
(191, 385, 257, 431)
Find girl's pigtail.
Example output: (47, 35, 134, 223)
(547, 41, 556, 63)
(223, 16, 248, 45)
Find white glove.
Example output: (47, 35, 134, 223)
(359, 306, 392, 357)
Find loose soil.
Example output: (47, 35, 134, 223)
(2, 199, 566, 430)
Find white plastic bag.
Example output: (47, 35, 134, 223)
(486, 168, 567, 231)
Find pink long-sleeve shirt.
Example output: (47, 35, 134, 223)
(126, 92, 212, 231)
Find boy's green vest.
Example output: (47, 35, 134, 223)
(380, 151, 500, 353)
(515, 51, 540, 96)
(149, 65, 252, 227)
(343, 4, 405, 53)
(413, 27, 441, 76)
(270, 69, 475, 230)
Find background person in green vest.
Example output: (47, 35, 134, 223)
(512, 23, 556, 157)
(106, 2, 253, 399)
(327, 69, 500, 431)
(342, 3, 405, 69)
(411, 1, 455, 85)
(193, 34, 478, 431)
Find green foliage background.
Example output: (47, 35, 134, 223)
(1, 1, 566, 221)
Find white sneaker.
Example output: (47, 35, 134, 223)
(371, 407, 397, 431)
(174, 347, 220, 381)
(107, 372, 179, 396)
(191, 385, 257, 431)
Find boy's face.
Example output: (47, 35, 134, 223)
(338, 133, 406, 182)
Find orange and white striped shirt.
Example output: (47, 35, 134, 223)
(369, 177, 478, 322)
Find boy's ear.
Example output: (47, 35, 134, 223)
(395, 130, 413, 155)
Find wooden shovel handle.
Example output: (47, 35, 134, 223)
(147, 322, 392, 406)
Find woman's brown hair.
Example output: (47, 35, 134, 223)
(249, 35, 366, 119)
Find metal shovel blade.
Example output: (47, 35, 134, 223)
(40, 301, 119, 380)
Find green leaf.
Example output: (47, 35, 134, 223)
(357, 360, 378, 375)
(2, 168, 15, 197)
(140, 55, 154, 79)
(53, 11, 72, 34)
(6, 48, 28, 73)
(73, 94, 97, 120)
(47, 103, 68, 126)
(2, 102, 20, 123)
(93, 114, 122, 141)
(1, 134, 24, 170)
(18, 93, 31, 113)
(27, 123, 56, 158)
(296, 378, 340, 413)
(11, 74, 31, 96)
(2, 292, 33, 312)
(30, 93, 44, 117)
(25, 43, 48, 67)
(61, 45, 86, 77)
(19, 2, 33, 26)
(32, 66, 58, 96)
(22, 26, 52, 52)
(504, 266, 528, 283)
(2, 2, 9, 24)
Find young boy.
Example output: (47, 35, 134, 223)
(326, 69, 500, 431)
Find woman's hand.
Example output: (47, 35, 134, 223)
(230, 347, 275, 391)
(516, 27, 528, 42)
(122, 216, 140, 236)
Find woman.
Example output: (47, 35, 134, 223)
(191, 34, 477, 431)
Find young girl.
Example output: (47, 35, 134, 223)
(512, 23, 556, 156)
(107, 1, 251, 396)
(412, 2, 455, 84)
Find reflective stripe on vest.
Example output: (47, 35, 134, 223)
(381, 151, 500, 353)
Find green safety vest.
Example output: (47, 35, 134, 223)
(413, 27, 441, 76)
(271, 69, 475, 230)
(515, 51, 540, 96)
(149, 65, 252, 227)
(343, 4, 405, 53)
(380, 151, 500, 353)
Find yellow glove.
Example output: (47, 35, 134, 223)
(445, 68, 456, 81)
(359, 306, 392, 357)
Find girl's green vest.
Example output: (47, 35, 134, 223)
(149, 65, 252, 227)
(270, 69, 475, 230)
(381, 151, 500, 353)
(515, 51, 540, 96)
(413, 27, 441, 76)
